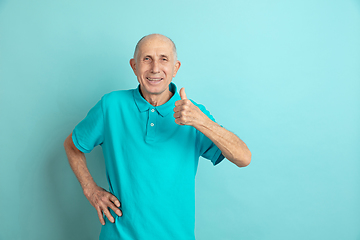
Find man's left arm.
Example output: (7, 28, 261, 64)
(173, 88, 251, 167)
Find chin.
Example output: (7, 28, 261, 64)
(141, 85, 163, 95)
(144, 82, 169, 93)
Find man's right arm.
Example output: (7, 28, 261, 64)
(63, 133, 122, 225)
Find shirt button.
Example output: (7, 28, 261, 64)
(151, 109, 155, 112)
(150, 123, 154, 127)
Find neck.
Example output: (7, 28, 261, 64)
(140, 88, 173, 107)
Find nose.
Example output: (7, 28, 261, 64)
(151, 60, 160, 73)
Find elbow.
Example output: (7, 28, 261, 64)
(64, 133, 84, 155)
(63, 138, 68, 150)
(63, 135, 70, 150)
(64, 133, 75, 152)
(235, 150, 251, 168)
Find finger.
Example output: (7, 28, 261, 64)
(96, 207, 105, 225)
(108, 195, 122, 216)
(108, 202, 122, 217)
(173, 105, 183, 112)
(175, 118, 185, 125)
(174, 104, 189, 112)
(110, 195, 121, 208)
(102, 207, 115, 223)
(175, 100, 186, 107)
(180, 87, 187, 100)
(109, 205, 122, 217)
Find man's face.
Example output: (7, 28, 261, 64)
(130, 36, 181, 99)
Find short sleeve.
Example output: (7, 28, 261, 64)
(195, 102, 225, 166)
(72, 98, 104, 153)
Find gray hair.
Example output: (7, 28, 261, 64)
(133, 34, 177, 62)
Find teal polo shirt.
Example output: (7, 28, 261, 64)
(72, 82, 224, 240)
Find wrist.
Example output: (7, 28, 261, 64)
(82, 181, 98, 195)
(192, 114, 213, 131)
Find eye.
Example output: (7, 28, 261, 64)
(162, 58, 168, 61)
(144, 57, 150, 61)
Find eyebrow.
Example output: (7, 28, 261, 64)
(142, 54, 170, 59)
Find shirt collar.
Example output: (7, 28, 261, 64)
(133, 82, 180, 117)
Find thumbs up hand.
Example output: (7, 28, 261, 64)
(174, 87, 207, 127)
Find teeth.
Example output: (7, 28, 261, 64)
(147, 78, 162, 81)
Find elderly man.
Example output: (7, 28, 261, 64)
(64, 33, 251, 240)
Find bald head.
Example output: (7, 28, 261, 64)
(133, 34, 177, 62)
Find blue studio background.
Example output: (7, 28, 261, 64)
(1, 0, 359, 239)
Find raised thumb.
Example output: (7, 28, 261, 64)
(180, 87, 187, 100)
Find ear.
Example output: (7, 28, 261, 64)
(130, 58, 137, 76)
(172, 60, 181, 78)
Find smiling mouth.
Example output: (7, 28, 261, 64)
(146, 77, 164, 84)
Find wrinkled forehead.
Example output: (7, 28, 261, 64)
(137, 36, 176, 58)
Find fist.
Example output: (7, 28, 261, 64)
(173, 88, 206, 126)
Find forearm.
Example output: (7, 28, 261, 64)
(194, 117, 251, 167)
(64, 134, 97, 192)
(64, 133, 122, 224)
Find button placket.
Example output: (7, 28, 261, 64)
(146, 108, 157, 142)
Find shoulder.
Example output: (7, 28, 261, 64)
(102, 89, 134, 100)
(101, 89, 134, 106)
